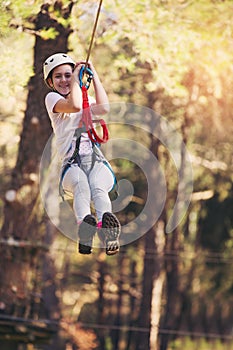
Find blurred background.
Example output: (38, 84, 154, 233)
(0, 0, 232, 349)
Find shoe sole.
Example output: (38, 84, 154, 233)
(102, 212, 121, 256)
(78, 215, 97, 254)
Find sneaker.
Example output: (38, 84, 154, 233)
(78, 214, 97, 254)
(101, 212, 121, 256)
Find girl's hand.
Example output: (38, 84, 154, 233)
(73, 63, 90, 86)
(73, 62, 84, 75)
(86, 61, 95, 73)
(75, 61, 96, 74)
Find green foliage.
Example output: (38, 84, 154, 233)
(0, 0, 12, 36)
(0, 0, 41, 35)
(169, 337, 231, 350)
(7, 0, 41, 19)
(88, 0, 233, 100)
(0, 32, 33, 99)
(40, 27, 59, 40)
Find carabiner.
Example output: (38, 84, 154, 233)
(79, 65, 94, 89)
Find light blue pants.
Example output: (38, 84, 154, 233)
(62, 154, 115, 222)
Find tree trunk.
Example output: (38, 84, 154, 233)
(112, 254, 125, 350)
(126, 256, 139, 349)
(159, 111, 190, 350)
(159, 229, 180, 350)
(150, 221, 165, 349)
(1, 1, 73, 239)
(135, 227, 156, 350)
(97, 258, 107, 349)
(133, 89, 166, 350)
(135, 220, 165, 350)
(0, 1, 74, 346)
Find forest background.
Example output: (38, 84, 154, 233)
(0, 0, 233, 350)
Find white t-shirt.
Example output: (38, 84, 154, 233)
(45, 92, 96, 160)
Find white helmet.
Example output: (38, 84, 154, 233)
(43, 53, 75, 81)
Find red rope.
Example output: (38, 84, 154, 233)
(81, 86, 109, 144)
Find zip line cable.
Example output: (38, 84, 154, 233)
(2, 238, 232, 263)
(74, 322, 233, 341)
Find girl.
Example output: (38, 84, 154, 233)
(43, 53, 120, 255)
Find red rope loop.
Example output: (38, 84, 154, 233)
(81, 86, 109, 144)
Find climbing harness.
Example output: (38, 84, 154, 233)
(59, 136, 118, 201)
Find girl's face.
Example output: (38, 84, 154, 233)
(49, 64, 73, 96)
